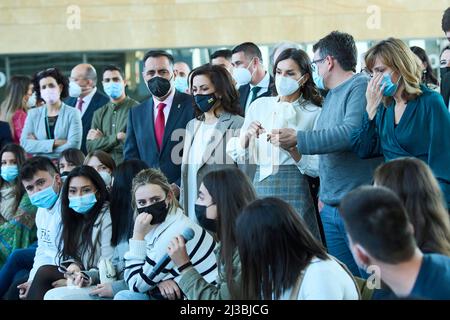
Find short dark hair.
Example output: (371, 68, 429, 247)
(210, 49, 232, 61)
(189, 64, 241, 117)
(441, 45, 450, 57)
(313, 31, 357, 71)
(232, 42, 263, 62)
(102, 65, 124, 79)
(339, 186, 416, 264)
(32, 67, 69, 102)
(59, 148, 85, 168)
(442, 7, 450, 32)
(20, 156, 58, 181)
(143, 50, 174, 66)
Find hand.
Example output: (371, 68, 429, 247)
(157, 279, 181, 300)
(17, 281, 31, 299)
(242, 121, 266, 148)
(167, 235, 190, 268)
(52, 279, 67, 288)
(366, 73, 385, 120)
(72, 272, 91, 288)
(132, 212, 154, 240)
(170, 183, 180, 199)
(27, 133, 37, 140)
(287, 146, 302, 162)
(53, 139, 67, 147)
(116, 132, 126, 142)
(87, 129, 104, 140)
(267, 128, 298, 150)
(90, 283, 113, 298)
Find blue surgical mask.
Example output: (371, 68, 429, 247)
(103, 82, 124, 100)
(312, 67, 325, 90)
(69, 193, 97, 214)
(194, 93, 217, 113)
(380, 73, 401, 97)
(29, 179, 59, 209)
(174, 77, 189, 93)
(1, 165, 19, 182)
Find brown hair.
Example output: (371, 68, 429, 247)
(84, 150, 116, 173)
(189, 64, 241, 119)
(374, 158, 450, 256)
(365, 38, 423, 106)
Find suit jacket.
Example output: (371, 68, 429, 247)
(440, 72, 450, 107)
(0, 121, 13, 150)
(180, 112, 244, 216)
(238, 75, 275, 115)
(20, 103, 82, 159)
(123, 90, 194, 185)
(66, 90, 110, 154)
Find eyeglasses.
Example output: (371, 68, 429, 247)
(361, 68, 374, 78)
(310, 57, 327, 72)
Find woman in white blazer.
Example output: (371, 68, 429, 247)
(20, 68, 82, 159)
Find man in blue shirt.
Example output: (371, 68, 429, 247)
(340, 186, 450, 300)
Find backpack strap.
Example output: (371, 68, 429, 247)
(289, 270, 306, 300)
(328, 255, 362, 300)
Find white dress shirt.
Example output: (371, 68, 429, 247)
(152, 89, 175, 125)
(77, 87, 97, 117)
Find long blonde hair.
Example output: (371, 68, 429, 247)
(365, 38, 423, 105)
(131, 168, 179, 218)
(0, 76, 31, 132)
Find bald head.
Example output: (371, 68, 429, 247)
(174, 62, 191, 78)
(70, 63, 97, 97)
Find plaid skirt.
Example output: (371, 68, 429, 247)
(254, 165, 321, 242)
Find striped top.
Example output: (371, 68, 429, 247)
(124, 207, 218, 293)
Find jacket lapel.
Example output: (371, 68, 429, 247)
(199, 113, 233, 169)
(139, 99, 158, 157)
(160, 91, 188, 155)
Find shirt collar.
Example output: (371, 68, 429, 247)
(250, 72, 270, 89)
(152, 88, 175, 109)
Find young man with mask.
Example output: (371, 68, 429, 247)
(210, 49, 234, 75)
(86, 65, 139, 165)
(173, 61, 191, 94)
(340, 186, 450, 300)
(231, 42, 274, 115)
(65, 64, 110, 154)
(14, 157, 63, 300)
(123, 50, 194, 197)
(270, 31, 382, 277)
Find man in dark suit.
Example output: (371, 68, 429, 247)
(65, 64, 110, 154)
(124, 50, 194, 194)
(231, 42, 274, 115)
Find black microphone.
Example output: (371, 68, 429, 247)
(147, 227, 195, 280)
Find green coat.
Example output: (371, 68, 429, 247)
(86, 96, 138, 164)
(178, 244, 241, 300)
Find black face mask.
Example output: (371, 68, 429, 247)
(195, 204, 217, 233)
(194, 93, 217, 113)
(147, 76, 172, 98)
(441, 67, 450, 79)
(137, 200, 169, 225)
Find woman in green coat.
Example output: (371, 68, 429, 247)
(167, 168, 256, 300)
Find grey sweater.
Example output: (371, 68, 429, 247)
(297, 73, 382, 206)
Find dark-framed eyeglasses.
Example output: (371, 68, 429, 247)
(310, 57, 327, 72)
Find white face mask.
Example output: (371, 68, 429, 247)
(69, 81, 82, 98)
(41, 88, 60, 105)
(26, 92, 37, 108)
(232, 57, 255, 87)
(99, 171, 112, 186)
(275, 75, 305, 97)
